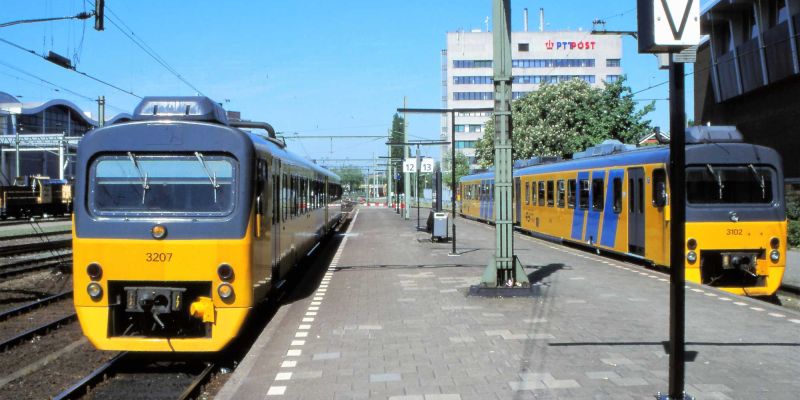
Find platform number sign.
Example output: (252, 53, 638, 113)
(420, 158, 435, 173)
(403, 159, 416, 173)
(637, 0, 700, 53)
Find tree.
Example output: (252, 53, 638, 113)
(332, 166, 363, 195)
(475, 76, 654, 167)
(389, 113, 405, 162)
(443, 151, 470, 187)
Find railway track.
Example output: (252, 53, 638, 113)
(53, 352, 217, 400)
(0, 238, 71, 258)
(0, 312, 76, 352)
(0, 290, 72, 322)
(0, 217, 70, 228)
(0, 253, 71, 280)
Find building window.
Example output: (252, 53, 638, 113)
(518, 43, 529, 52)
(454, 76, 493, 84)
(455, 140, 477, 149)
(455, 125, 466, 132)
(512, 59, 596, 68)
(605, 75, 620, 83)
(453, 60, 493, 68)
(468, 124, 482, 133)
(454, 92, 493, 101)
(513, 75, 595, 85)
(606, 58, 621, 67)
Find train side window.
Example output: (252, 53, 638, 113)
(592, 178, 604, 211)
(652, 169, 667, 207)
(537, 181, 545, 206)
(579, 179, 590, 209)
(525, 182, 530, 205)
(567, 179, 576, 208)
(612, 177, 622, 213)
(638, 178, 644, 213)
(628, 178, 634, 212)
(282, 173, 288, 222)
(546, 180, 554, 206)
(557, 180, 565, 208)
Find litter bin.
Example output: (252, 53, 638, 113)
(432, 212, 449, 242)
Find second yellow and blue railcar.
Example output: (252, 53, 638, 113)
(460, 127, 786, 297)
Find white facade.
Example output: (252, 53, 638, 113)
(443, 30, 623, 170)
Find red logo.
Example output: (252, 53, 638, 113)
(544, 40, 554, 50)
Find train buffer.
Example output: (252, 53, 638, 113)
(218, 207, 800, 399)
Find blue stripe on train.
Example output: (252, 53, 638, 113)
(584, 170, 605, 244)
(570, 171, 589, 240)
(599, 169, 624, 248)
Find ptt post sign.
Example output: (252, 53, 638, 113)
(637, 0, 700, 53)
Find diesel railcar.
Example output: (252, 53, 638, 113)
(460, 127, 786, 297)
(0, 176, 72, 219)
(73, 97, 342, 352)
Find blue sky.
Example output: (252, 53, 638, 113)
(0, 1, 706, 166)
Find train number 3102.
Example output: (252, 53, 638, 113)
(726, 229, 743, 236)
(145, 252, 173, 262)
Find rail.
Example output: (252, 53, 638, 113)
(0, 312, 76, 352)
(52, 352, 128, 400)
(0, 238, 71, 257)
(0, 290, 72, 322)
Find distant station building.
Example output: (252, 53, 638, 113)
(694, 0, 800, 182)
(0, 91, 97, 185)
(442, 10, 623, 171)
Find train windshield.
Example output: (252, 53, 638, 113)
(89, 153, 236, 216)
(686, 164, 774, 204)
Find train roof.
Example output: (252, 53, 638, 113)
(246, 131, 340, 181)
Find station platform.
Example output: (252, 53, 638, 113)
(784, 250, 800, 288)
(217, 208, 800, 400)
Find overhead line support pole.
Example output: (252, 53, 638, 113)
(481, 0, 528, 287)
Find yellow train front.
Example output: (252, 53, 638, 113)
(460, 127, 786, 297)
(73, 97, 341, 352)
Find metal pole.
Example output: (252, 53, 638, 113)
(403, 97, 410, 219)
(481, 0, 528, 287)
(667, 56, 687, 400)
(97, 95, 105, 127)
(58, 134, 65, 180)
(416, 144, 421, 228)
(451, 111, 457, 255)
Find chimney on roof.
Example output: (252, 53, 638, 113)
(539, 8, 545, 32)
(524, 8, 528, 32)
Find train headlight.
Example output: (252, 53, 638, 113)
(770, 237, 780, 249)
(686, 251, 697, 263)
(770, 249, 780, 263)
(687, 238, 697, 250)
(86, 263, 102, 281)
(87, 282, 103, 299)
(217, 283, 234, 299)
(151, 224, 167, 240)
(217, 264, 234, 282)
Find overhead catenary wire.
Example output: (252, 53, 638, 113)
(0, 37, 142, 99)
(88, 0, 206, 97)
(0, 59, 127, 113)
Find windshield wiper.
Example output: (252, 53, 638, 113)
(748, 164, 766, 199)
(706, 164, 724, 200)
(127, 152, 149, 204)
(194, 152, 220, 203)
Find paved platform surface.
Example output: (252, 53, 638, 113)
(784, 250, 800, 288)
(218, 208, 800, 400)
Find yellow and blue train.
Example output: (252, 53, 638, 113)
(460, 127, 786, 297)
(73, 97, 342, 352)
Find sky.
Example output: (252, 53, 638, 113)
(0, 1, 708, 168)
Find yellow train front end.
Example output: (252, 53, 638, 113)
(684, 221, 786, 297)
(73, 228, 255, 352)
(72, 97, 264, 352)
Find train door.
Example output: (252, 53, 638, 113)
(627, 167, 645, 255)
(514, 177, 521, 226)
(254, 159, 270, 291)
(271, 159, 282, 287)
(324, 177, 329, 228)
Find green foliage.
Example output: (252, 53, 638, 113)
(475, 76, 654, 167)
(788, 220, 800, 249)
(332, 166, 363, 194)
(389, 113, 405, 162)
(443, 151, 470, 187)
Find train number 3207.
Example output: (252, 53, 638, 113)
(145, 252, 173, 262)
(726, 229, 743, 236)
